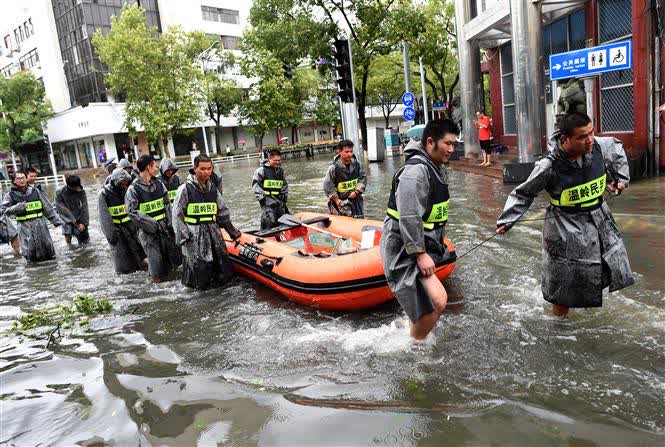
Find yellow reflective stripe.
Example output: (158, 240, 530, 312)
(184, 217, 197, 224)
(557, 174, 606, 206)
(386, 207, 446, 229)
(152, 213, 166, 221)
(16, 212, 43, 221)
(167, 189, 177, 201)
(186, 202, 217, 216)
(263, 179, 283, 189)
(139, 198, 165, 214)
(112, 216, 131, 224)
(386, 207, 400, 220)
(25, 200, 43, 212)
(337, 178, 358, 192)
(425, 201, 449, 224)
(108, 204, 127, 216)
(264, 191, 280, 195)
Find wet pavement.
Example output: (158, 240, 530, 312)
(1, 155, 664, 446)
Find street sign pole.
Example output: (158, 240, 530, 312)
(346, 39, 361, 159)
(419, 57, 429, 125)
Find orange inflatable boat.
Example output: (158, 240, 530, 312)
(224, 212, 456, 311)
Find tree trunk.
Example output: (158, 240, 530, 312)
(357, 65, 370, 151)
(215, 123, 222, 154)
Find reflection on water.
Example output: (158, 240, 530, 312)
(1, 157, 664, 446)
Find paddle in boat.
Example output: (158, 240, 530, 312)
(224, 212, 456, 311)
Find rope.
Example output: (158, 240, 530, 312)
(455, 191, 620, 262)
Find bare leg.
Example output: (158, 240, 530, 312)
(486, 153, 492, 166)
(64, 235, 72, 245)
(10, 237, 20, 256)
(552, 303, 569, 317)
(410, 275, 448, 340)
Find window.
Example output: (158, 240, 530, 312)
(4, 35, 10, 50)
(19, 48, 40, 70)
(500, 43, 516, 135)
(598, 0, 633, 132)
(201, 6, 239, 24)
(220, 35, 240, 50)
(27, 19, 34, 36)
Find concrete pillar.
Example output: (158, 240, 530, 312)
(510, 0, 546, 162)
(167, 136, 176, 159)
(89, 137, 98, 168)
(74, 141, 83, 169)
(454, 0, 483, 156)
(104, 134, 119, 161)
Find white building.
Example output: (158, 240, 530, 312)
(1, 0, 334, 174)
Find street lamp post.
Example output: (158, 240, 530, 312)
(197, 40, 221, 157)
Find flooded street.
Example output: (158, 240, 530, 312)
(1, 154, 664, 446)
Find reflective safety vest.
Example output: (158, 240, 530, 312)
(11, 188, 43, 221)
(104, 188, 130, 225)
(159, 174, 181, 202)
(549, 143, 606, 211)
(183, 182, 218, 225)
(262, 166, 286, 196)
(135, 181, 167, 221)
(334, 160, 360, 194)
(386, 156, 450, 230)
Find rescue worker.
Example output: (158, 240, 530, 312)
(172, 154, 241, 290)
(55, 175, 90, 245)
(380, 119, 458, 340)
(125, 155, 181, 282)
(1, 171, 63, 262)
(252, 148, 289, 230)
(496, 112, 634, 316)
(98, 168, 146, 274)
(25, 167, 43, 193)
(157, 158, 182, 203)
(322, 140, 367, 218)
(117, 158, 139, 183)
(103, 158, 118, 185)
(0, 212, 20, 256)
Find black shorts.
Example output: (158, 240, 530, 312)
(480, 140, 492, 154)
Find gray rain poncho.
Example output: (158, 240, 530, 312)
(98, 169, 146, 274)
(496, 136, 635, 308)
(125, 175, 181, 280)
(172, 173, 240, 290)
(380, 140, 452, 322)
(157, 158, 182, 202)
(322, 154, 367, 218)
(55, 183, 90, 244)
(1, 185, 63, 262)
(0, 211, 18, 245)
(252, 162, 289, 230)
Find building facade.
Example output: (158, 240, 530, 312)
(1, 0, 333, 176)
(455, 0, 660, 179)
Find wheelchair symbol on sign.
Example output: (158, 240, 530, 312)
(612, 49, 624, 64)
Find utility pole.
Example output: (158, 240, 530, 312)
(419, 57, 429, 124)
(332, 39, 360, 159)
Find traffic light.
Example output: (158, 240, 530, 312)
(282, 62, 293, 80)
(332, 39, 354, 103)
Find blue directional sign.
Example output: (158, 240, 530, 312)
(549, 40, 631, 81)
(402, 92, 415, 107)
(403, 107, 416, 121)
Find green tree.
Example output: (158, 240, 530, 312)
(0, 72, 53, 164)
(200, 47, 243, 154)
(237, 45, 296, 149)
(398, 0, 459, 117)
(246, 0, 417, 150)
(366, 53, 405, 128)
(92, 4, 209, 155)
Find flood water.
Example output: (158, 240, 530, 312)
(1, 154, 664, 446)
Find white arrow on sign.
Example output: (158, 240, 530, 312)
(553, 63, 562, 70)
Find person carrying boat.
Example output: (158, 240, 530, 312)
(125, 155, 181, 282)
(323, 140, 367, 218)
(55, 175, 90, 246)
(157, 158, 182, 203)
(496, 112, 634, 316)
(172, 154, 241, 290)
(380, 119, 457, 340)
(98, 168, 146, 274)
(252, 148, 289, 230)
(1, 171, 63, 262)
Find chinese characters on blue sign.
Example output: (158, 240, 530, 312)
(549, 40, 631, 81)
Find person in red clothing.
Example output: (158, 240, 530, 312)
(474, 111, 493, 167)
